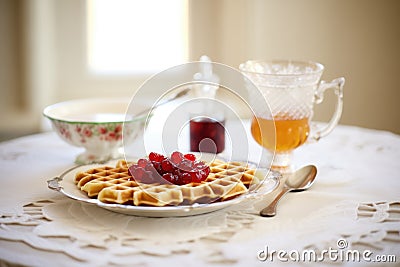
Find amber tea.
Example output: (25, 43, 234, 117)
(251, 115, 310, 153)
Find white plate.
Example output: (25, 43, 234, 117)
(48, 159, 280, 217)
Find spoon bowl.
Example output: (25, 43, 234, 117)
(286, 165, 317, 191)
(260, 165, 317, 217)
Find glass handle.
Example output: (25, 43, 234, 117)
(312, 77, 345, 141)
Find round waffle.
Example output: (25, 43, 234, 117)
(74, 159, 261, 207)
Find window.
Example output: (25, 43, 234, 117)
(87, 0, 188, 75)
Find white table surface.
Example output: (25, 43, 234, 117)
(0, 122, 399, 267)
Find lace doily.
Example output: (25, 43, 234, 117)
(0, 196, 399, 266)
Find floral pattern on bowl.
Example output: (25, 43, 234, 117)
(43, 98, 148, 164)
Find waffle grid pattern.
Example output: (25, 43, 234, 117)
(74, 159, 260, 207)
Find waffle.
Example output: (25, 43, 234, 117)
(207, 159, 260, 188)
(74, 159, 260, 207)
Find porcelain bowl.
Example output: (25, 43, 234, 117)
(43, 98, 148, 164)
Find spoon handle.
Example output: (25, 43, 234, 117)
(260, 186, 290, 217)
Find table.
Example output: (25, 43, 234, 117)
(0, 122, 399, 266)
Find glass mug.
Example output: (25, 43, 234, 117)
(239, 60, 344, 171)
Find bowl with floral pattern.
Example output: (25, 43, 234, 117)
(43, 98, 148, 164)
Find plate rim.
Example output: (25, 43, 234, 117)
(48, 158, 280, 217)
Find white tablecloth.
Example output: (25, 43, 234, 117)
(0, 122, 399, 266)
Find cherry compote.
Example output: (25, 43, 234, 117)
(128, 151, 210, 185)
(190, 117, 225, 153)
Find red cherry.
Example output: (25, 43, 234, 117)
(137, 158, 148, 168)
(131, 152, 210, 185)
(194, 161, 206, 170)
(152, 161, 163, 174)
(173, 167, 182, 177)
(190, 171, 203, 183)
(161, 159, 174, 172)
(144, 162, 155, 172)
(162, 173, 174, 183)
(181, 172, 192, 184)
(149, 152, 165, 162)
(178, 160, 193, 172)
(184, 153, 196, 161)
(172, 174, 181, 185)
(171, 151, 183, 164)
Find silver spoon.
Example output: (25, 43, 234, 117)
(260, 165, 317, 217)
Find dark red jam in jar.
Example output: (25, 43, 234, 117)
(189, 117, 225, 154)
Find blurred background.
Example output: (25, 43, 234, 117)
(1, 0, 399, 141)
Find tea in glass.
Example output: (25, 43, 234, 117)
(240, 60, 344, 171)
(251, 114, 310, 153)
